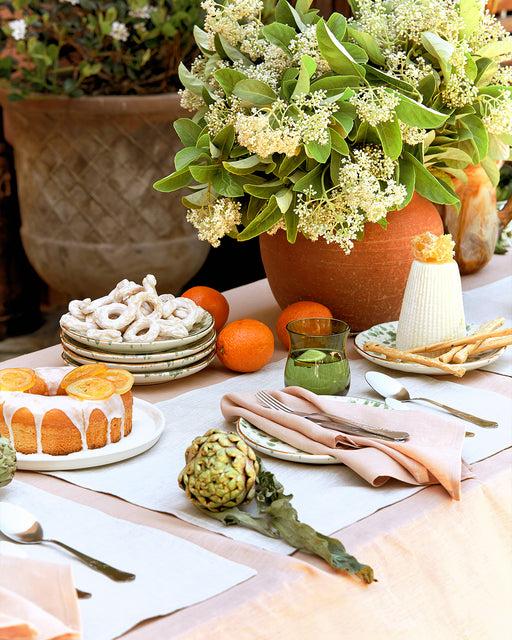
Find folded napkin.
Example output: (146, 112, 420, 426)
(221, 386, 474, 500)
(0, 557, 82, 640)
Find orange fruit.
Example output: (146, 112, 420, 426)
(102, 369, 135, 395)
(216, 319, 274, 373)
(65, 377, 116, 401)
(181, 285, 229, 332)
(0, 368, 36, 392)
(276, 301, 333, 349)
(61, 363, 109, 389)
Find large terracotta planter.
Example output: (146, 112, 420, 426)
(0, 92, 210, 299)
(259, 192, 444, 332)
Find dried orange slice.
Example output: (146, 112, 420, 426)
(0, 368, 36, 392)
(61, 363, 109, 390)
(102, 369, 135, 395)
(65, 377, 116, 401)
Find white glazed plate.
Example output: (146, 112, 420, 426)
(60, 342, 216, 373)
(61, 349, 216, 385)
(60, 311, 214, 353)
(236, 396, 387, 465)
(60, 329, 216, 363)
(16, 398, 164, 471)
(354, 321, 505, 375)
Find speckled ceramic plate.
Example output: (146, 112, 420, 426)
(61, 342, 216, 373)
(62, 349, 216, 385)
(354, 321, 505, 375)
(235, 396, 387, 464)
(60, 311, 214, 353)
(61, 329, 217, 364)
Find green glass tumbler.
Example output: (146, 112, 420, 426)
(284, 318, 351, 396)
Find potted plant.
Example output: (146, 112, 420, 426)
(0, 0, 210, 300)
(154, 0, 512, 330)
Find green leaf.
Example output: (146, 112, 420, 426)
(404, 152, 459, 205)
(316, 19, 366, 78)
(275, 188, 294, 213)
(326, 12, 347, 41)
(290, 55, 317, 100)
(396, 95, 449, 128)
(244, 179, 285, 199)
(329, 127, 349, 155)
(189, 164, 220, 183)
(238, 196, 283, 240)
(376, 116, 402, 160)
(153, 167, 192, 192)
(420, 32, 454, 79)
(276, 150, 307, 179)
(398, 157, 416, 208)
(204, 507, 280, 538)
(284, 206, 299, 242)
(460, 114, 488, 161)
(214, 68, 248, 96)
(224, 155, 268, 175)
(347, 26, 386, 66)
(481, 155, 500, 186)
(261, 22, 297, 53)
(174, 119, 202, 147)
(459, 0, 481, 38)
(182, 187, 211, 209)
(232, 79, 278, 106)
(275, 0, 307, 30)
(363, 65, 416, 95)
(305, 131, 332, 163)
(178, 62, 204, 97)
(310, 76, 362, 96)
(475, 58, 499, 87)
(212, 125, 235, 156)
(477, 39, 512, 59)
(174, 147, 206, 171)
(193, 25, 215, 54)
(293, 164, 325, 196)
(212, 170, 245, 197)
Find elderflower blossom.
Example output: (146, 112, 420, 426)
(129, 5, 152, 20)
(110, 21, 130, 42)
(442, 73, 479, 108)
(292, 92, 338, 145)
(187, 198, 242, 247)
(234, 111, 301, 157)
(350, 87, 401, 127)
(383, 50, 433, 88)
(400, 122, 428, 145)
(202, 0, 263, 49)
(482, 92, 512, 135)
(8, 19, 27, 40)
(288, 26, 330, 75)
(206, 97, 243, 137)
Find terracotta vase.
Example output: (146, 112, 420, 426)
(0, 92, 210, 299)
(259, 192, 444, 332)
(441, 164, 501, 275)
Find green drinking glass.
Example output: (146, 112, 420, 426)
(284, 318, 351, 396)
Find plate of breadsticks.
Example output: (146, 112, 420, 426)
(354, 318, 511, 376)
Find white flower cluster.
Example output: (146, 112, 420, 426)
(186, 198, 242, 247)
(234, 111, 301, 157)
(288, 25, 330, 75)
(384, 50, 433, 88)
(201, 0, 263, 50)
(400, 122, 428, 145)
(292, 91, 338, 145)
(129, 5, 152, 20)
(349, 87, 401, 127)
(482, 91, 512, 135)
(8, 19, 27, 40)
(111, 21, 130, 42)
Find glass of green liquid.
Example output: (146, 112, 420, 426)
(284, 318, 351, 396)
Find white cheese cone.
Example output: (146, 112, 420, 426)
(395, 260, 466, 351)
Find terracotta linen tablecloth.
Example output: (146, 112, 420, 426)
(2, 250, 512, 639)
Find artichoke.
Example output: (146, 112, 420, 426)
(0, 435, 16, 488)
(178, 428, 259, 512)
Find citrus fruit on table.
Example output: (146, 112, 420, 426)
(0, 368, 36, 392)
(61, 363, 108, 389)
(276, 301, 333, 349)
(181, 286, 229, 332)
(65, 377, 116, 401)
(216, 319, 274, 373)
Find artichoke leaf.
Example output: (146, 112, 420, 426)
(203, 506, 280, 538)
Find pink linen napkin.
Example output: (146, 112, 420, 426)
(0, 557, 82, 640)
(221, 386, 474, 500)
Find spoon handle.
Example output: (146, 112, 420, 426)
(411, 398, 498, 428)
(47, 539, 136, 582)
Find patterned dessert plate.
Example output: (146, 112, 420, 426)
(236, 396, 388, 464)
(60, 311, 214, 353)
(354, 321, 505, 375)
(60, 329, 217, 364)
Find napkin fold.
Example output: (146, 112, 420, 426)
(221, 386, 474, 500)
(0, 557, 82, 640)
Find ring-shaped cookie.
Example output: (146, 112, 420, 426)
(94, 302, 137, 331)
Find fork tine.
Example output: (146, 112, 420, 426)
(256, 391, 292, 413)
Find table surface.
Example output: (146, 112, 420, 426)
(3, 250, 512, 640)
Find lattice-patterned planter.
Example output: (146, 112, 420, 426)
(0, 92, 209, 299)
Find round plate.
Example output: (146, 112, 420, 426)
(61, 349, 216, 385)
(60, 311, 214, 353)
(354, 321, 505, 375)
(15, 398, 164, 471)
(236, 396, 387, 465)
(60, 329, 217, 364)
(61, 342, 216, 373)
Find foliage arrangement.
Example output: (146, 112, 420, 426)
(0, 0, 203, 99)
(178, 428, 375, 582)
(154, 0, 512, 253)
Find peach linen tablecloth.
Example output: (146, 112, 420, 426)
(2, 250, 511, 640)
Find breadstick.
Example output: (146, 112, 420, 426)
(363, 342, 467, 376)
(452, 318, 506, 364)
(406, 324, 509, 354)
(471, 336, 512, 355)
(438, 345, 461, 364)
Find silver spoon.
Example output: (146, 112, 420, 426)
(0, 503, 136, 582)
(365, 371, 498, 429)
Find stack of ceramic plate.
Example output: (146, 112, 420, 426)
(59, 312, 216, 385)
